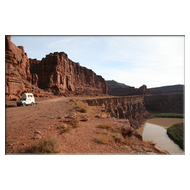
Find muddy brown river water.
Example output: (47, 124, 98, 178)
(137, 118, 184, 155)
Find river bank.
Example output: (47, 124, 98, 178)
(137, 118, 184, 154)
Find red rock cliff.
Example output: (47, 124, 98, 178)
(83, 96, 151, 129)
(144, 94, 184, 113)
(29, 52, 109, 96)
(5, 36, 109, 99)
(5, 35, 32, 99)
(5, 36, 54, 99)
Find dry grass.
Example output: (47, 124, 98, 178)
(30, 137, 61, 154)
(58, 124, 72, 133)
(124, 137, 134, 146)
(79, 117, 89, 122)
(75, 106, 87, 113)
(96, 128, 109, 135)
(95, 123, 123, 134)
(67, 118, 79, 128)
(94, 134, 115, 145)
(95, 123, 127, 146)
(68, 99, 88, 112)
(96, 123, 113, 130)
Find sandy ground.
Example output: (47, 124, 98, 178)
(5, 97, 165, 154)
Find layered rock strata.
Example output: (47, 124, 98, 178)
(144, 94, 184, 113)
(109, 85, 151, 96)
(29, 52, 109, 96)
(5, 35, 109, 99)
(5, 36, 54, 100)
(83, 96, 151, 129)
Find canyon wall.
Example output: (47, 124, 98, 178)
(5, 36, 109, 99)
(144, 94, 184, 113)
(29, 52, 109, 96)
(5, 35, 54, 100)
(83, 96, 151, 129)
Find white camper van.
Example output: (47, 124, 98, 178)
(17, 93, 36, 106)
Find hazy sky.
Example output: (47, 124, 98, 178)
(11, 35, 184, 88)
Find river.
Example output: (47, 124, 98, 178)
(137, 118, 184, 155)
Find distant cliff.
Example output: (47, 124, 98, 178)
(144, 94, 184, 113)
(108, 84, 151, 96)
(106, 80, 184, 96)
(106, 80, 132, 89)
(148, 85, 184, 94)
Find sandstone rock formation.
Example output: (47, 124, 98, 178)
(108, 84, 151, 96)
(149, 84, 184, 94)
(5, 36, 109, 99)
(5, 35, 54, 100)
(83, 96, 151, 129)
(29, 52, 109, 96)
(5, 35, 31, 99)
(144, 94, 184, 113)
(106, 80, 132, 89)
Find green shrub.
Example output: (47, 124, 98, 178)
(150, 112, 184, 119)
(167, 123, 184, 150)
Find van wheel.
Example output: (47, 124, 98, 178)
(31, 102, 34, 106)
(23, 103, 26, 107)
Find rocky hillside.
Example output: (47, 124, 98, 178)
(108, 84, 151, 96)
(106, 80, 184, 96)
(106, 80, 132, 89)
(83, 96, 151, 129)
(5, 36, 109, 100)
(148, 84, 184, 94)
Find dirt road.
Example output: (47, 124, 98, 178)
(5, 97, 165, 154)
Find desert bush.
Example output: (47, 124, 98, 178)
(94, 134, 115, 145)
(96, 128, 109, 135)
(95, 124, 126, 145)
(58, 124, 71, 133)
(30, 137, 61, 154)
(67, 119, 79, 128)
(96, 123, 113, 130)
(75, 106, 87, 113)
(79, 117, 89, 122)
(124, 137, 135, 146)
(114, 133, 124, 144)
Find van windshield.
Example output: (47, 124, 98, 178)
(20, 98, 26, 101)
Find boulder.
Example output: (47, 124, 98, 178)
(154, 145, 169, 154)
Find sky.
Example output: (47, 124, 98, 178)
(11, 35, 184, 88)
